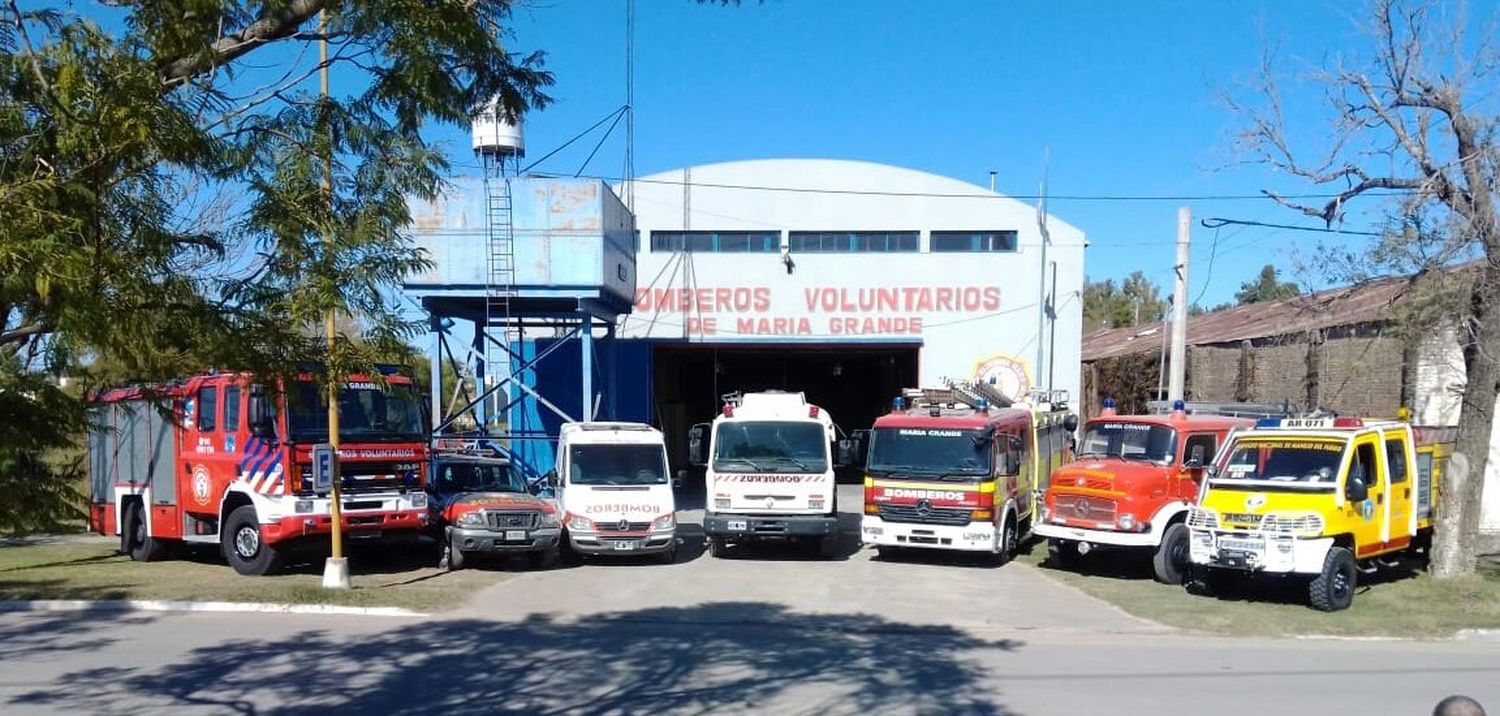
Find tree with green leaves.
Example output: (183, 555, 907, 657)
(1234, 265, 1301, 305)
(1228, 0, 1497, 577)
(1083, 271, 1168, 332)
(1, 1, 553, 533)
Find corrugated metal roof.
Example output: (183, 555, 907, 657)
(1082, 274, 1419, 362)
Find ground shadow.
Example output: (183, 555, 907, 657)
(1023, 539, 1159, 581)
(0, 609, 158, 662)
(10, 602, 1022, 715)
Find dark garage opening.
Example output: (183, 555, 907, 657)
(652, 343, 920, 483)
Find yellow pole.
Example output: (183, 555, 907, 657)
(321, 9, 344, 563)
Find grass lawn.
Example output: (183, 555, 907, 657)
(0, 537, 518, 612)
(1016, 538, 1500, 639)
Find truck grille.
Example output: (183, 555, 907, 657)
(1053, 495, 1117, 523)
(878, 504, 972, 526)
(598, 521, 652, 533)
(485, 511, 539, 530)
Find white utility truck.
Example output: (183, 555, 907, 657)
(688, 391, 853, 558)
(547, 422, 679, 564)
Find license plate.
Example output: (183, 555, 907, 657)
(1219, 538, 1262, 552)
(504, 530, 526, 541)
(612, 541, 637, 551)
(727, 520, 748, 531)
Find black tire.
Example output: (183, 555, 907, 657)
(1309, 546, 1357, 612)
(708, 536, 728, 558)
(531, 546, 560, 570)
(657, 539, 678, 565)
(1152, 523, 1191, 585)
(127, 502, 168, 562)
(874, 545, 893, 560)
(443, 532, 467, 571)
(221, 505, 286, 576)
(1047, 538, 1081, 568)
(995, 513, 1018, 566)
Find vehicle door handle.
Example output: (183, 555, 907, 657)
(1404, 488, 1410, 498)
(1377, 495, 1384, 505)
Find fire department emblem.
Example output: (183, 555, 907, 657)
(971, 354, 1031, 403)
(191, 465, 212, 506)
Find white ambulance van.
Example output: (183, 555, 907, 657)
(547, 422, 679, 564)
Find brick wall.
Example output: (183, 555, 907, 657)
(1185, 330, 1404, 417)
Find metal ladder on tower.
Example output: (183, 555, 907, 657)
(482, 174, 517, 435)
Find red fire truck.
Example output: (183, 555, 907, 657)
(87, 367, 431, 575)
(1033, 399, 1261, 584)
(859, 382, 1076, 563)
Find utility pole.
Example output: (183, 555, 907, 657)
(320, 9, 349, 590)
(1168, 207, 1191, 403)
(1034, 150, 1050, 395)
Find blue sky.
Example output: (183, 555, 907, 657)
(418, 0, 1480, 308)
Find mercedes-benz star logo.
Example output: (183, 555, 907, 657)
(617, 519, 630, 531)
(916, 499, 932, 517)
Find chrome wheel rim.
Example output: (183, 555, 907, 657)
(234, 526, 259, 559)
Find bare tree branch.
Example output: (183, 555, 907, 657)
(159, 0, 325, 86)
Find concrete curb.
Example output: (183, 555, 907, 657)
(1455, 629, 1500, 642)
(0, 599, 425, 618)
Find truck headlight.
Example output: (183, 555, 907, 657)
(456, 512, 485, 527)
(409, 492, 427, 509)
(1117, 514, 1136, 531)
(651, 513, 676, 531)
(538, 511, 560, 528)
(566, 514, 592, 532)
(713, 498, 730, 510)
(809, 498, 825, 512)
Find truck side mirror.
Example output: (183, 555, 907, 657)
(544, 469, 559, 489)
(835, 439, 854, 468)
(1064, 413, 1080, 433)
(247, 386, 276, 440)
(673, 469, 685, 490)
(1346, 475, 1369, 503)
(1186, 444, 1206, 468)
(687, 423, 710, 467)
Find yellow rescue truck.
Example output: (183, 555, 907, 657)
(1186, 416, 1453, 611)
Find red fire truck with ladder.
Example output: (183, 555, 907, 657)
(87, 367, 431, 575)
(857, 379, 1077, 563)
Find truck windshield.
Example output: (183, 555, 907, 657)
(286, 381, 426, 443)
(713, 421, 828, 474)
(1078, 422, 1177, 465)
(866, 427, 991, 477)
(435, 462, 523, 493)
(1217, 440, 1345, 486)
(570, 444, 669, 486)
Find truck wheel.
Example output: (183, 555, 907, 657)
(657, 539, 679, 565)
(221, 505, 286, 576)
(1152, 523, 1191, 585)
(1309, 547, 1357, 612)
(531, 546, 560, 570)
(443, 532, 467, 571)
(708, 536, 728, 558)
(1047, 538, 1082, 568)
(995, 513, 1018, 566)
(122, 502, 168, 562)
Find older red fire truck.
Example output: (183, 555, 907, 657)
(87, 367, 431, 575)
(858, 381, 1076, 563)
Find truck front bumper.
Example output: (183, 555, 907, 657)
(861, 517, 997, 552)
(1188, 529, 1332, 574)
(1033, 521, 1160, 548)
(704, 513, 838, 539)
(568, 529, 676, 556)
(449, 526, 561, 553)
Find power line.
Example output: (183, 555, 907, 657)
(1200, 217, 1385, 236)
(529, 172, 1416, 203)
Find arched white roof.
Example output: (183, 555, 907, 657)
(624, 158, 1084, 239)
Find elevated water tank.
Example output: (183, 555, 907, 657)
(471, 97, 525, 157)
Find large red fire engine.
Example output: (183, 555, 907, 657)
(87, 367, 431, 575)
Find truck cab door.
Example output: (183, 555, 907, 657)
(1345, 437, 1386, 556)
(1381, 430, 1415, 547)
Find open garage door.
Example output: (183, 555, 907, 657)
(653, 343, 920, 480)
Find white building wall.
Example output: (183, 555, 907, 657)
(615, 159, 1086, 404)
(1417, 327, 1500, 532)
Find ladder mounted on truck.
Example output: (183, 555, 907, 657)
(1145, 400, 1297, 420)
(901, 378, 1021, 411)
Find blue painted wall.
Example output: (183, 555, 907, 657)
(507, 338, 654, 477)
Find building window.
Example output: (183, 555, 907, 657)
(649, 231, 779, 253)
(930, 231, 1019, 253)
(787, 231, 919, 253)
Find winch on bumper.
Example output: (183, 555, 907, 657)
(861, 517, 995, 551)
(705, 513, 837, 539)
(1188, 529, 1334, 574)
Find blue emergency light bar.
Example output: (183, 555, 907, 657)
(1255, 416, 1366, 429)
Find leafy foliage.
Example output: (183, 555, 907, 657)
(1082, 271, 1168, 332)
(0, 0, 554, 534)
(1233, 265, 1301, 305)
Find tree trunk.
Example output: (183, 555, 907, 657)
(1431, 262, 1500, 578)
